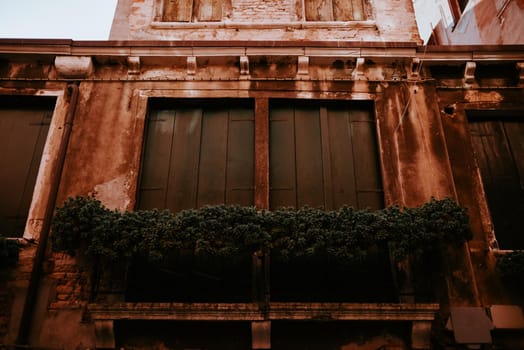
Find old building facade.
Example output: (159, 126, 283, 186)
(414, 0, 524, 44)
(1, 0, 524, 349)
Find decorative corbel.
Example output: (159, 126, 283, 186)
(187, 56, 197, 75)
(410, 57, 421, 80)
(54, 56, 94, 78)
(240, 55, 250, 76)
(464, 61, 476, 84)
(127, 56, 141, 75)
(297, 56, 309, 76)
(353, 57, 365, 80)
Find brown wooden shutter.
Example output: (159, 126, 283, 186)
(469, 119, 524, 249)
(306, 0, 364, 21)
(269, 100, 382, 210)
(268, 106, 298, 208)
(305, 0, 334, 21)
(195, 0, 222, 21)
(163, 0, 194, 21)
(348, 109, 383, 209)
(0, 109, 51, 237)
(138, 100, 254, 212)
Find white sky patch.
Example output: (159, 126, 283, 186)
(0, 0, 118, 40)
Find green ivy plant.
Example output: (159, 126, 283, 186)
(0, 235, 20, 269)
(51, 196, 471, 266)
(497, 251, 524, 290)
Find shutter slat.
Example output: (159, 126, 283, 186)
(295, 106, 324, 208)
(197, 109, 229, 206)
(138, 110, 175, 210)
(269, 107, 297, 209)
(226, 108, 254, 206)
(167, 108, 203, 212)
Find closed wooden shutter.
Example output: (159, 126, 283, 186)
(163, 0, 194, 21)
(305, 0, 334, 21)
(138, 100, 254, 212)
(0, 109, 51, 237)
(305, 0, 364, 21)
(195, 0, 222, 21)
(269, 100, 382, 210)
(469, 118, 524, 249)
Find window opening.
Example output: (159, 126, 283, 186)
(269, 99, 383, 210)
(469, 114, 524, 249)
(0, 96, 55, 237)
(138, 98, 254, 212)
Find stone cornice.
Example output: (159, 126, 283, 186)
(0, 39, 522, 61)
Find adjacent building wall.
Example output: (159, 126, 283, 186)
(110, 0, 422, 43)
(414, 0, 524, 44)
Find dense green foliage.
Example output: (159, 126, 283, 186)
(497, 251, 524, 290)
(51, 196, 471, 264)
(0, 235, 20, 269)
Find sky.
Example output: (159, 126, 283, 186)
(0, 0, 435, 43)
(0, 0, 118, 40)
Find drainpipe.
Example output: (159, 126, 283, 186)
(16, 82, 79, 345)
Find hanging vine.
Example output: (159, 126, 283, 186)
(51, 196, 471, 266)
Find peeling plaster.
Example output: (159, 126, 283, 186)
(93, 175, 132, 211)
(464, 90, 504, 103)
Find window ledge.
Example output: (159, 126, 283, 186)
(150, 20, 377, 30)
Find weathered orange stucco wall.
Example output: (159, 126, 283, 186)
(110, 0, 422, 43)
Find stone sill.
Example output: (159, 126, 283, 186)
(150, 20, 377, 30)
(88, 302, 439, 322)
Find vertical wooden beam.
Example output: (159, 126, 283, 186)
(252, 321, 271, 349)
(319, 107, 334, 209)
(254, 98, 269, 210)
(94, 320, 115, 349)
(411, 321, 432, 349)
